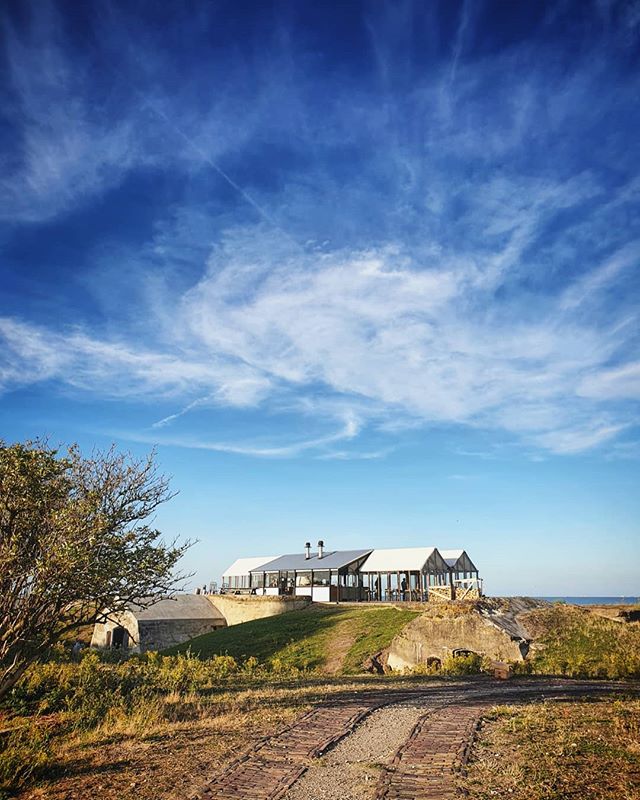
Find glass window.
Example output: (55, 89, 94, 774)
(312, 570, 330, 586)
(296, 571, 311, 587)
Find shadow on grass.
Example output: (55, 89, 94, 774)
(164, 605, 418, 671)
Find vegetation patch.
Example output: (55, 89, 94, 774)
(518, 604, 640, 679)
(463, 697, 640, 800)
(165, 605, 419, 673)
(0, 646, 434, 800)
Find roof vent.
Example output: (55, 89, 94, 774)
(318, 539, 324, 559)
(305, 542, 311, 560)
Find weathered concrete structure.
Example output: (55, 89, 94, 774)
(205, 594, 311, 625)
(386, 597, 545, 671)
(91, 594, 312, 654)
(91, 595, 226, 654)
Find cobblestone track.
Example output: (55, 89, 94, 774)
(375, 704, 487, 800)
(188, 700, 397, 800)
(187, 680, 639, 800)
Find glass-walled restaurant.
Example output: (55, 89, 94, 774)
(221, 544, 479, 602)
(250, 548, 372, 602)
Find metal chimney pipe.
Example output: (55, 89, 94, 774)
(318, 539, 324, 559)
(305, 542, 311, 560)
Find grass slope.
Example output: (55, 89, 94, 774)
(164, 605, 419, 673)
(521, 604, 640, 679)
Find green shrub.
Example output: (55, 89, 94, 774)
(406, 651, 487, 676)
(0, 720, 52, 793)
(441, 652, 485, 675)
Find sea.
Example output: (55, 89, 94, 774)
(535, 596, 639, 605)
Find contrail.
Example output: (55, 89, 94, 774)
(142, 100, 301, 248)
(448, 0, 471, 88)
(95, 23, 302, 248)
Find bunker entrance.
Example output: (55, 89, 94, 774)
(111, 626, 129, 650)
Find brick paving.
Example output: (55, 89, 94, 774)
(188, 700, 386, 800)
(186, 680, 639, 800)
(375, 704, 486, 800)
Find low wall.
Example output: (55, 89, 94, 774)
(206, 594, 312, 626)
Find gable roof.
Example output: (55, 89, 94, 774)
(359, 547, 448, 573)
(249, 549, 372, 572)
(222, 556, 280, 577)
(439, 549, 464, 567)
(439, 549, 478, 572)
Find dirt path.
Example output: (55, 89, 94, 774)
(322, 620, 358, 675)
(187, 698, 388, 800)
(186, 679, 639, 800)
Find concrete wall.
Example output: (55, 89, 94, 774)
(206, 594, 311, 626)
(386, 608, 526, 671)
(137, 618, 224, 651)
(91, 610, 225, 653)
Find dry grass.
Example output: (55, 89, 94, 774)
(10, 684, 312, 800)
(463, 697, 640, 800)
(1, 660, 417, 800)
(519, 605, 640, 678)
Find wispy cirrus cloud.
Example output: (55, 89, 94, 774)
(0, 1, 638, 459)
(1, 228, 637, 456)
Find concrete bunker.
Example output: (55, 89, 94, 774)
(91, 595, 227, 654)
(386, 597, 545, 671)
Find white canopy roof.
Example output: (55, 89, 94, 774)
(222, 556, 280, 577)
(359, 547, 445, 573)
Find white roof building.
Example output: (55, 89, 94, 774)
(222, 556, 280, 589)
(220, 543, 482, 600)
(223, 556, 280, 577)
(359, 547, 448, 574)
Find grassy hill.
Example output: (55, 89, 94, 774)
(164, 604, 419, 674)
(520, 603, 640, 679)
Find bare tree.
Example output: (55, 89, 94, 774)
(0, 439, 191, 699)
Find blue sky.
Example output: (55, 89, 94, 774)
(1, 0, 639, 595)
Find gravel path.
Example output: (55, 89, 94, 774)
(283, 699, 431, 800)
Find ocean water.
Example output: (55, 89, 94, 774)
(536, 596, 639, 605)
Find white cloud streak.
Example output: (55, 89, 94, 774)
(0, 2, 638, 458)
(1, 230, 638, 456)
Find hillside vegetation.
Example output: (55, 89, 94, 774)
(165, 601, 640, 679)
(520, 604, 640, 679)
(165, 605, 420, 673)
